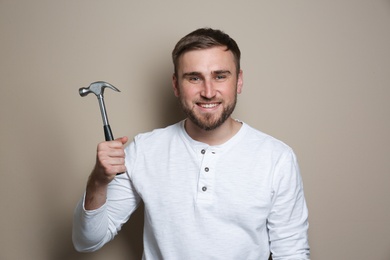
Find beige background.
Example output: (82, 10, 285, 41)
(1, 1, 389, 259)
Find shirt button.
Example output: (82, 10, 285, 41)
(201, 149, 206, 154)
(204, 167, 209, 172)
(202, 186, 207, 192)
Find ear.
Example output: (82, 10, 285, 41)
(236, 70, 243, 94)
(172, 73, 180, 97)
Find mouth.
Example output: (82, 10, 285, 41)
(197, 102, 221, 109)
(198, 103, 219, 108)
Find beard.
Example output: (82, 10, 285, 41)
(179, 93, 237, 131)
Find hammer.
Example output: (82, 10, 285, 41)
(79, 81, 120, 141)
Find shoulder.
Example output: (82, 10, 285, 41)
(242, 123, 293, 153)
(133, 121, 183, 145)
(124, 121, 184, 168)
(235, 123, 298, 167)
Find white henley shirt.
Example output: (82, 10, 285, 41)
(73, 120, 310, 259)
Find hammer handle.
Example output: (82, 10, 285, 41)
(104, 125, 114, 141)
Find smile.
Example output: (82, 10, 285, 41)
(198, 103, 220, 108)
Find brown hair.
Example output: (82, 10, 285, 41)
(172, 28, 241, 76)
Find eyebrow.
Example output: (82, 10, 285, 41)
(182, 70, 232, 78)
(182, 71, 202, 78)
(213, 70, 231, 75)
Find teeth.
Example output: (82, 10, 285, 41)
(200, 103, 218, 108)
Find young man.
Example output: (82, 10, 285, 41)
(73, 28, 310, 259)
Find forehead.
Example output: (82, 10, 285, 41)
(177, 46, 236, 74)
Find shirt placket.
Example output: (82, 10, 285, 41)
(196, 147, 218, 204)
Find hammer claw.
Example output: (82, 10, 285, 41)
(78, 81, 121, 141)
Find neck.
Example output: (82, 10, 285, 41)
(184, 117, 242, 146)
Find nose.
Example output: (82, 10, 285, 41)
(200, 79, 216, 99)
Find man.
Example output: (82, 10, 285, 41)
(73, 28, 310, 259)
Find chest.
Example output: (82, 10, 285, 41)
(131, 145, 274, 223)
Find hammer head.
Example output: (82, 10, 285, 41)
(79, 81, 120, 97)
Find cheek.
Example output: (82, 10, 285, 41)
(180, 93, 194, 105)
(179, 85, 197, 99)
(221, 88, 238, 100)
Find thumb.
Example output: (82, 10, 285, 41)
(116, 136, 128, 145)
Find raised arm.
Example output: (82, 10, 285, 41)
(72, 137, 141, 252)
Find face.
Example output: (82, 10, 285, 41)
(172, 46, 243, 131)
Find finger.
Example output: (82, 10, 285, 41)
(108, 157, 125, 166)
(97, 140, 125, 153)
(98, 157, 126, 172)
(105, 165, 126, 174)
(98, 150, 125, 163)
(105, 147, 125, 158)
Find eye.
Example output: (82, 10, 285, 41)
(214, 73, 230, 81)
(186, 75, 202, 83)
(215, 74, 226, 80)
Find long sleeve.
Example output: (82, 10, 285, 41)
(72, 195, 111, 252)
(72, 142, 142, 252)
(267, 149, 310, 259)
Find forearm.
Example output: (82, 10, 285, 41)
(72, 169, 117, 251)
(84, 173, 109, 210)
(72, 139, 140, 252)
(72, 171, 141, 252)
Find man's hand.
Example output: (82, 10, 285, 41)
(85, 136, 128, 210)
(95, 136, 128, 181)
